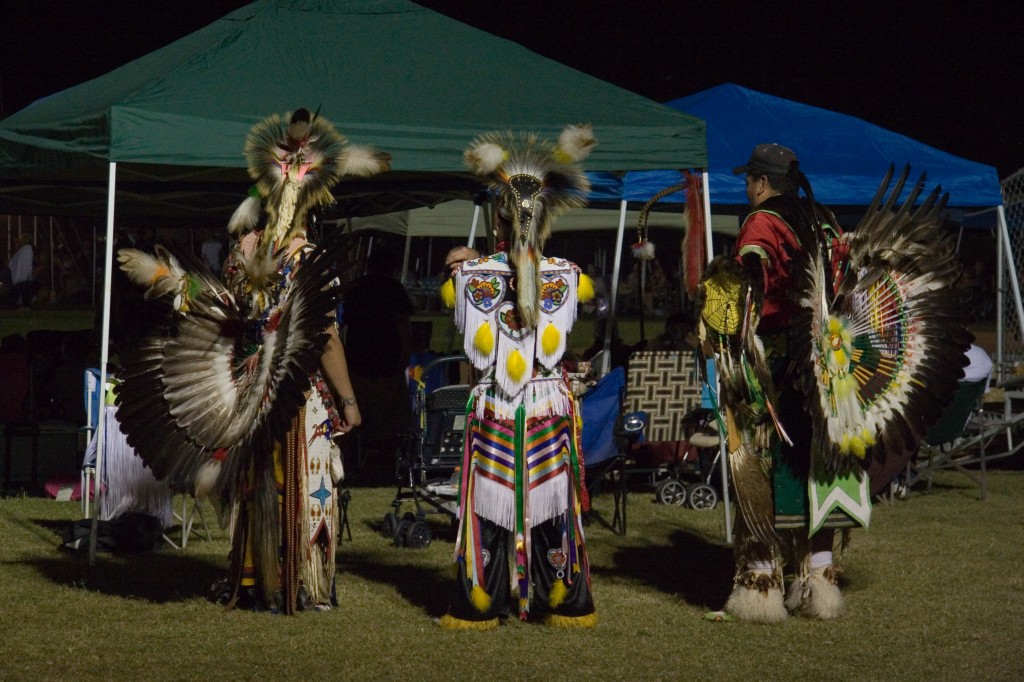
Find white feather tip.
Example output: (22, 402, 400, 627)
(464, 142, 507, 175)
(227, 196, 262, 235)
(116, 248, 178, 289)
(558, 124, 596, 162)
(341, 146, 391, 177)
(194, 460, 223, 499)
(631, 240, 656, 261)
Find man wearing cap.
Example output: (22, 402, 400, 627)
(703, 143, 851, 623)
(732, 144, 845, 332)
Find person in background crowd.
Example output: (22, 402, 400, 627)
(201, 231, 223, 272)
(9, 234, 36, 309)
(341, 247, 415, 482)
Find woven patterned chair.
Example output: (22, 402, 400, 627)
(625, 351, 706, 442)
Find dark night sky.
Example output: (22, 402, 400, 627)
(2, 1, 1021, 177)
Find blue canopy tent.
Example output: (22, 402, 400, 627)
(664, 83, 1002, 208)
(597, 84, 1020, 380)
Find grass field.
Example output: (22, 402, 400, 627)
(1, 468, 1022, 681)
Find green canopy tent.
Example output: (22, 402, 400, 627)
(0, 0, 710, 559)
(0, 0, 705, 220)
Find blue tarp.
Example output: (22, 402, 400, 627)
(589, 84, 1002, 210)
(665, 83, 1002, 208)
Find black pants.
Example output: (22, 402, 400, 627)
(446, 516, 595, 622)
(13, 280, 35, 308)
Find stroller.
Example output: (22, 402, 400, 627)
(642, 408, 722, 510)
(383, 354, 469, 548)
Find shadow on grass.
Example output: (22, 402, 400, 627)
(342, 551, 452, 618)
(595, 529, 735, 610)
(21, 516, 223, 604)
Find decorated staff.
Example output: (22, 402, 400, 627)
(439, 125, 598, 629)
(699, 144, 969, 622)
(115, 108, 389, 614)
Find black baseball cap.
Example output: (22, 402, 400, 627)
(732, 143, 798, 176)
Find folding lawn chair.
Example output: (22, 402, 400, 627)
(909, 379, 991, 498)
(580, 366, 627, 534)
(625, 351, 721, 492)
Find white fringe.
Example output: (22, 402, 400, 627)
(461, 303, 497, 370)
(535, 260, 578, 369)
(472, 474, 515, 531)
(474, 377, 571, 421)
(91, 408, 173, 526)
(529, 472, 569, 527)
(525, 378, 571, 418)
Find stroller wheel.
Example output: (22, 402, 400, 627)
(655, 478, 687, 506)
(407, 520, 432, 549)
(383, 512, 398, 540)
(403, 511, 418, 523)
(395, 519, 413, 547)
(688, 483, 718, 510)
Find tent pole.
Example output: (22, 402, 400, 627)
(701, 170, 714, 264)
(603, 200, 628, 376)
(89, 162, 117, 566)
(701, 168, 732, 544)
(49, 217, 55, 302)
(92, 222, 98, 309)
(400, 231, 412, 285)
(466, 203, 481, 248)
(998, 205, 1024, 370)
(997, 211, 1005, 378)
(484, 203, 494, 253)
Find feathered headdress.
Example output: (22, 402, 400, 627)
(225, 108, 390, 313)
(463, 125, 595, 329)
(232, 108, 392, 249)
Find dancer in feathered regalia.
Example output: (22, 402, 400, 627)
(699, 144, 969, 622)
(438, 126, 598, 629)
(114, 108, 390, 613)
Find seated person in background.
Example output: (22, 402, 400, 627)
(649, 312, 699, 352)
(407, 320, 449, 405)
(584, 318, 645, 371)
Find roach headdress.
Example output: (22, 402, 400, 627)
(463, 125, 595, 329)
(230, 108, 392, 249)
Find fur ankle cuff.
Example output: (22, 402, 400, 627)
(786, 565, 844, 619)
(726, 571, 786, 623)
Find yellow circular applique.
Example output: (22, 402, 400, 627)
(701, 270, 746, 335)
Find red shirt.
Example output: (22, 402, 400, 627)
(735, 204, 847, 333)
